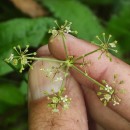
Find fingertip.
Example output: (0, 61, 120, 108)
(48, 33, 93, 59)
(37, 44, 50, 57)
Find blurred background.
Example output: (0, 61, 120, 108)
(0, 0, 130, 129)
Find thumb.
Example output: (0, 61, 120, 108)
(28, 60, 88, 130)
(48, 33, 130, 121)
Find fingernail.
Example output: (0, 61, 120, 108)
(28, 60, 64, 101)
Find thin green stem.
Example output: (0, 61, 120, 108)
(27, 57, 65, 63)
(74, 48, 101, 61)
(72, 65, 105, 88)
(61, 33, 68, 59)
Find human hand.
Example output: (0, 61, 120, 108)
(28, 34, 130, 130)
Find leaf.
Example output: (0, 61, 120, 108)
(0, 84, 25, 105)
(20, 80, 28, 95)
(107, 1, 130, 56)
(81, 0, 114, 5)
(0, 18, 53, 54)
(41, 0, 104, 41)
(0, 17, 54, 75)
(0, 102, 10, 114)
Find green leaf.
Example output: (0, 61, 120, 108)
(107, 1, 130, 59)
(0, 17, 54, 75)
(41, 0, 104, 41)
(81, 0, 114, 5)
(0, 18, 53, 54)
(20, 80, 28, 95)
(0, 84, 25, 105)
(0, 102, 10, 114)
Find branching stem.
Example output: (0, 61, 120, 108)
(27, 57, 65, 63)
(61, 33, 69, 59)
(74, 48, 101, 61)
(72, 65, 105, 88)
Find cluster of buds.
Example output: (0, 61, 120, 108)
(44, 87, 71, 113)
(40, 63, 66, 81)
(94, 33, 118, 61)
(97, 81, 116, 106)
(5, 45, 36, 73)
(40, 62, 71, 112)
(97, 73, 125, 106)
(48, 20, 78, 38)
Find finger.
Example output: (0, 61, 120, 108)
(84, 87, 130, 130)
(48, 33, 130, 121)
(36, 43, 128, 130)
(28, 60, 88, 130)
(37, 44, 50, 56)
(87, 113, 105, 130)
(95, 124, 105, 130)
(36, 45, 105, 130)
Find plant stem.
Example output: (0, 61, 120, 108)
(27, 57, 65, 63)
(74, 48, 101, 61)
(61, 34, 68, 59)
(72, 65, 105, 88)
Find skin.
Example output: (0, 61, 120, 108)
(29, 34, 130, 130)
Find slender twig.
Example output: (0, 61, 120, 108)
(61, 34, 69, 59)
(72, 65, 105, 88)
(74, 48, 101, 61)
(27, 57, 65, 63)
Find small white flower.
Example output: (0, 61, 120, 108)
(51, 29, 58, 37)
(6, 53, 14, 62)
(61, 95, 68, 102)
(65, 26, 71, 33)
(41, 68, 53, 77)
(46, 69, 53, 76)
(63, 103, 69, 109)
(48, 20, 77, 37)
(55, 77, 63, 82)
(104, 94, 111, 101)
(52, 97, 59, 103)
(21, 56, 28, 65)
(109, 43, 116, 48)
(113, 100, 119, 106)
(105, 84, 112, 92)
(52, 109, 59, 113)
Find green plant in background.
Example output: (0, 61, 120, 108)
(5, 20, 125, 112)
(0, 0, 130, 129)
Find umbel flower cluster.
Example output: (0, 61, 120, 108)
(44, 87, 71, 113)
(94, 33, 118, 61)
(97, 74, 124, 106)
(5, 20, 125, 112)
(5, 45, 36, 73)
(48, 20, 78, 38)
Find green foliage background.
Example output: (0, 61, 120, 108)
(0, 0, 130, 129)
